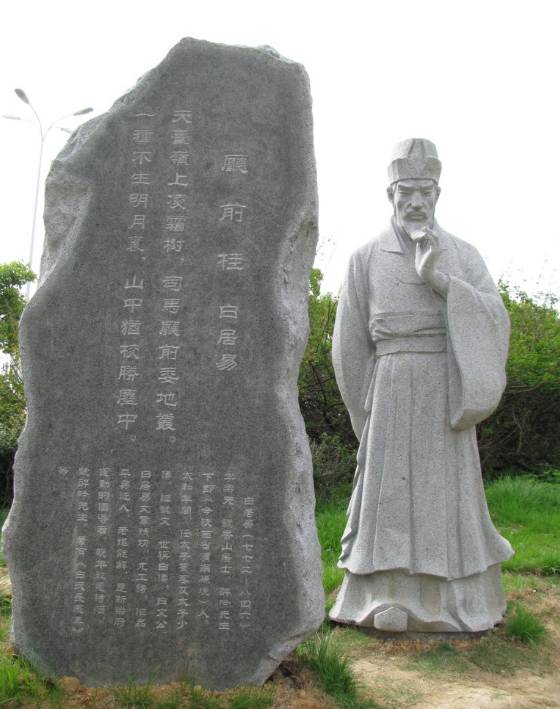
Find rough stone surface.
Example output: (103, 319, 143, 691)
(329, 139, 512, 633)
(3, 38, 324, 689)
(373, 607, 408, 632)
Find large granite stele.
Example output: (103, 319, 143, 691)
(3, 38, 324, 689)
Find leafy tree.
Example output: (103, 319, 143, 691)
(478, 283, 560, 473)
(0, 262, 35, 503)
(0, 261, 34, 357)
(299, 269, 355, 497)
(298, 268, 351, 443)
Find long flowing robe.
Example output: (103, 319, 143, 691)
(329, 221, 514, 632)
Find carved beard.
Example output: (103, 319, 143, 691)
(398, 213, 432, 238)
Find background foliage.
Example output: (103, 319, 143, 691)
(0, 262, 35, 505)
(478, 283, 560, 473)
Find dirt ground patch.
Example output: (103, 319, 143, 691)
(352, 654, 559, 708)
(341, 575, 560, 708)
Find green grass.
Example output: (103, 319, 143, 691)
(114, 677, 250, 709)
(296, 630, 360, 706)
(0, 653, 64, 706)
(407, 642, 473, 675)
(296, 629, 382, 708)
(504, 603, 547, 643)
(0, 654, 39, 703)
(485, 476, 560, 574)
(154, 696, 182, 709)
(113, 681, 154, 708)
(315, 501, 346, 594)
(362, 676, 423, 709)
(503, 572, 543, 593)
(228, 686, 274, 708)
(183, 681, 222, 708)
(408, 635, 552, 679)
(331, 626, 377, 655)
(466, 635, 550, 675)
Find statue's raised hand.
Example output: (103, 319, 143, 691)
(413, 228, 450, 296)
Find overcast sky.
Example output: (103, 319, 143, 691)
(1, 0, 559, 297)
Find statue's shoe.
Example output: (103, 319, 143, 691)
(373, 606, 408, 632)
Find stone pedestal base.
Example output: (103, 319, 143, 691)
(329, 565, 506, 633)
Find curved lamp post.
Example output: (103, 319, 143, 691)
(3, 89, 93, 295)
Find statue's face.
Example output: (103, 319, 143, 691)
(389, 178, 440, 236)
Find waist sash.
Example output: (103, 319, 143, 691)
(375, 335, 447, 356)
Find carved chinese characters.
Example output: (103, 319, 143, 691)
(4, 38, 323, 690)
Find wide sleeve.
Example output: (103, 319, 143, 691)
(446, 244, 510, 431)
(332, 250, 375, 440)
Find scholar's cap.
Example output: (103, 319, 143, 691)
(388, 138, 441, 184)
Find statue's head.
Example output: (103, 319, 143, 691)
(387, 138, 441, 237)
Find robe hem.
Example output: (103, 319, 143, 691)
(337, 556, 514, 582)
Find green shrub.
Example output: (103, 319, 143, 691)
(0, 655, 37, 703)
(311, 433, 357, 500)
(0, 654, 60, 704)
(296, 630, 359, 704)
(504, 603, 547, 643)
(478, 283, 560, 473)
(0, 262, 36, 507)
(299, 269, 356, 462)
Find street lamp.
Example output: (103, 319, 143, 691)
(3, 89, 93, 296)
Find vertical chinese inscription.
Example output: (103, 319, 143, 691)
(217, 469, 236, 632)
(215, 147, 250, 374)
(134, 469, 152, 630)
(177, 470, 194, 630)
(197, 471, 215, 625)
(114, 469, 132, 629)
(71, 467, 89, 634)
(240, 496, 257, 628)
(155, 469, 173, 631)
(117, 111, 158, 433)
(93, 468, 112, 623)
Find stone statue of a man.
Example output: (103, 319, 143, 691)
(329, 139, 513, 633)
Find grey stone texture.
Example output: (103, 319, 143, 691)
(329, 139, 513, 633)
(3, 38, 324, 689)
